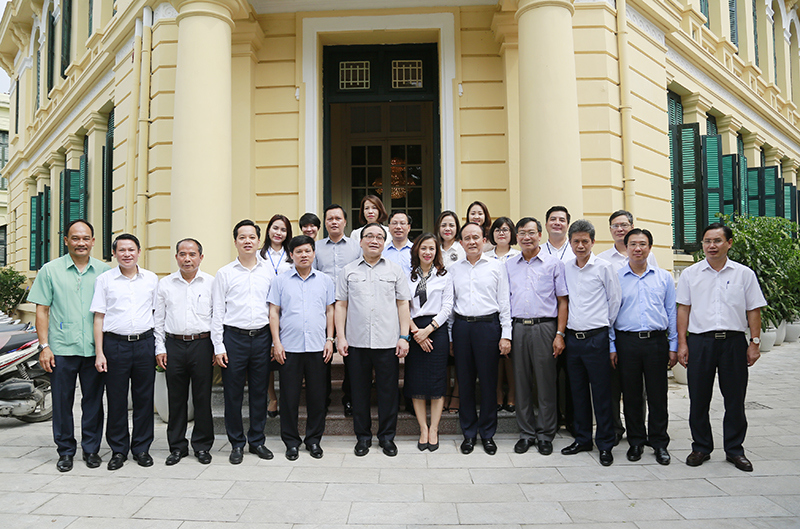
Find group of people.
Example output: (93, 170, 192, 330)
(29, 193, 766, 473)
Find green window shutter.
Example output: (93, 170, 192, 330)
(721, 154, 738, 215)
(706, 115, 718, 135)
(14, 83, 18, 134)
(89, 0, 93, 36)
(729, 0, 739, 48)
(42, 186, 51, 265)
(30, 195, 40, 270)
(35, 49, 40, 110)
(680, 123, 703, 251)
(61, 0, 72, 78)
(701, 0, 710, 27)
(739, 153, 749, 214)
(784, 183, 796, 222)
(753, 0, 759, 67)
(668, 91, 684, 250)
(763, 166, 782, 217)
(702, 135, 724, 225)
(59, 169, 67, 255)
(773, 17, 778, 85)
(103, 109, 115, 261)
(47, 13, 55, 93)
(668, 91, 683, 126)
(747, 167, 762, 216)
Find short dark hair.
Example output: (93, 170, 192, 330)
(360, 222, 385, 240)
(324, 203, 347, 221)
(545, 206, 571, 224)
(299, 212, 321, 229)
(568, 219, 595, 241)
(389, 210, 412, 226)
(466, 201, 491, 236)
(702, 222, 733, 241)
(66, 219, 94, 237)
(233, 219, 260, 240)
(436, 210, 461, 245)
(112, 233, 140, 252)
(624, 228, 652, 246)
(489, 217, 517, 246)
(359, 195, 388, 225)
(175, 238, 203, 255)
(515, 216, 542, 233)
(609, 210, 634, 225)
(460, 222, 485, 238)
(287, 235, 316, 262)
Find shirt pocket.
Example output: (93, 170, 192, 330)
(377, 274, 397, 300)
(725, 282, 745, 306)
(194, 293, 213, 319)
(534, 272, 554, 298)
(349, 275, 369, 297)
(52, 322, 79, 348)
(646, 281, 667, 306)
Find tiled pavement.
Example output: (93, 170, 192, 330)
(1, 343, 799, 528)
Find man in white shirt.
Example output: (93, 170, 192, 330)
(154, 238, 215, 466)
(212, 220, 275, 465)
(543, 206, 575, 262)
(449, 222, 512, 455)
(560, 220, 621, 466)
(91, 234, 159, 471)
(384, 211, 413, 277)
(677, 222, 766, 472)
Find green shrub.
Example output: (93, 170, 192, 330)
(0, 267, 27, 316)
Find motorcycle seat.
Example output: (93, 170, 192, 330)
(0, 379, 35, 400)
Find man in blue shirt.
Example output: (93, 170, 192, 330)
(611, 228, 677, 465)
(383, 211, 413, 277)
(269, 235, 336, 460)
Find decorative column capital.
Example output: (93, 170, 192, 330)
(173, 0, 250, 28)
(516, 0, 575, 20)
(33, 166, 50, 183)
(741, 131, 765, 149)
(716, 115, 742, 134)
(82, 112, 109, 135)
(492, 11, 518, 49)
(682, 92, 713, 115)
(62, 134, 84, 155)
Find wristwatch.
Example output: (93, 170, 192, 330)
(326, 337, 335, 342)
(37, 343, 50, 353)
(556, 331, 566, 338)
(399, 334, 411, 342)
(750, 336, 761, 345)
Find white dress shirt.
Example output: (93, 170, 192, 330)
(90, 266, 159, 334)
(564, 254, 621, 333)
(597, 245, 658, 272)
(441, 242, 465, 269)
(154, 270, 214, 356)
(211, 258, 273, 355)
(259, 246, 293, 277)
(350, 224, 389, 243)
(543, 240, 575, 262)
(408, 270, 454, 327)
(449, 254, 512, 340)
(486, 247, 520, 264)
(676, 258, 767, 333)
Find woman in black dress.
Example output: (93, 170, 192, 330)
(405, 233, 454, 451)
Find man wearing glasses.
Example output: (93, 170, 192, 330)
(335, 223, 412, 457)
(384, 211, 413, 277)
(677, 223, 766, 472)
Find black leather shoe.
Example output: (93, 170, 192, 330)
(56, 455, 73, 472)
(267, 409, 279, 418)
(344, 402, 353, 417)
(654, 447, 670, 466)
(82, 452, 101, 469)
(249, 445, 274, 460)
(481, 437, 497, 455)
(306, 443, 323, 459)
(496, 404, 504, 413)
(726, 454, 753, 472)
(514, 438, 536, 454)
(461, 437, 476, 455)
(107, 453, 126, 471)
(626, 444, 643, 462)
(428, 441, 439, 452)
(165, 449, 188, 466)
(195, 451, 212, 464)
(285, 446, 299, 461)
(354, 439, 371, 456)
(133, 452, 154, 467)
(537, 440, 553, 456)
(503, 404, 516, 413)
(417, 441, 428, 451)
(561, 441, 593, 455)
(229, 447, 244, 465)
(614, 432, 623, 447)
(379, 440, 398, 457)
(686, 450, 710, 467)
(599, 450, 614, 466)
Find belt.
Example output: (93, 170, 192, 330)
(455, 312, 498, 323)
(566, 327, 607, 340)
(695, 330, 744, 340)
(513, 317, 557, 326)
(224, 324, 269, 337)
(104, 329, 154, 342)
(166, 332, 210, 342)
(617, 329, 666, 339)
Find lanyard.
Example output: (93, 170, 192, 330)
(546, 242, 567, 260)
(267, 248, 285, 275)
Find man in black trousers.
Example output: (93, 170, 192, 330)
(155, 238, 215, 465)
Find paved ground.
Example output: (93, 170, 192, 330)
(1, 343, 799, 528)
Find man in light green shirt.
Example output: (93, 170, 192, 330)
(28, 219, 111, 472)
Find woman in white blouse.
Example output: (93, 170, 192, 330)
(405, 233, 454, 451)
(437, 210, 465, 268)
(486, 217, 519, 413)
(349, 195, 389, 242)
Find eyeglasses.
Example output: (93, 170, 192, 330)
(494, 228, 511, 234)
(389, 221, 408, 227)
(611, 223, 631, 230)
(517, 230, 539, 239)
(363, 234, 386, 242)
(627, 242, 649, 248)
(702, 238, 725, 245)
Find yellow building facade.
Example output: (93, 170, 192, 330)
(1, 0, 799, 278)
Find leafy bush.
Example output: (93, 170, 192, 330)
(0, 267, 27, 316)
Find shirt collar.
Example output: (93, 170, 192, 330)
(388, 239, 412, 251)
(169, 270, 206, 284)
(358, 255, 386, 268)
(570, 253, 597, 268)
(325, 235, 350, 245)
(622, 262, 654, 278)
(515, 249, 545, 265)
(110, 265, 142, 279)
(64, 254, 96, 273)
(290, 267, 317, 280)
(234, 257, 265, 271)
(699, 257, 733, 272)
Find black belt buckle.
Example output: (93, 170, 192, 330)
(464, 316, 478, 323)
(127, 333, 141, 342)
(638, 331, 652, 339)
(522, 318, 534, 325)
(575, 332, 586, 340)
(714, 332, 727, 340)
(247, 329, 259, 337)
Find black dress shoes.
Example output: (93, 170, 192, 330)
(726, 454, 753, 472)
(107, 453, 127, 471)
(306, 443, 323, 459)
(267, 409, 279, 418)
(461, 437, 476, 455)
(165, 449, 188, 466)
(514, 438, 536, 454)
(503, 404, 516, 413)
(354, 439, 371, 456)
(614, 432, 623, 447)
(285, 446, 299, 461)
(195, 451, 212, 464)
(344, 401, 353, 417)
(249, 445, 274, 460)
(379, 440, 398, 457)
(626, 444, 644, 462)
(133, 452, 154, 467)
(417, 441, 428, 451)
(686, 450, 710, 467)
(599, 450, 614, 466)
(428, 440, 439, 452)
(56, 455, 73, 472)
(481, 437, 497, 455)
(654, 447, 670, 465)
(82, 452, 102, 469)
(561, 441, 593, 455)
(537, 440, 553, 456)
(229, 447, 244, 465)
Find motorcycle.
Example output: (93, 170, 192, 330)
(0, 330, 52, 422)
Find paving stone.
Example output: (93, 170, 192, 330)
(561, 499, 682, 522)
(665, 496, 793, 519)
(129, 477, 235, 499)
(32, 493, 150, 518)
(614, 478, 726, 499)
(380, 467, 473, 484)
(424, 483, 526, 503)
(456, 501, 571, 525)
(520, 482, 627, 502)
(470, 467, 566, 484)
(0, 491, 58, 514)
(708, 475, 800, 496)
(349, 501, 459, 525)
(223, 480, 327, 501)
(238, 500, 351, 524)
(324, 483, 423, 502)
(132, 497, 250, 522)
